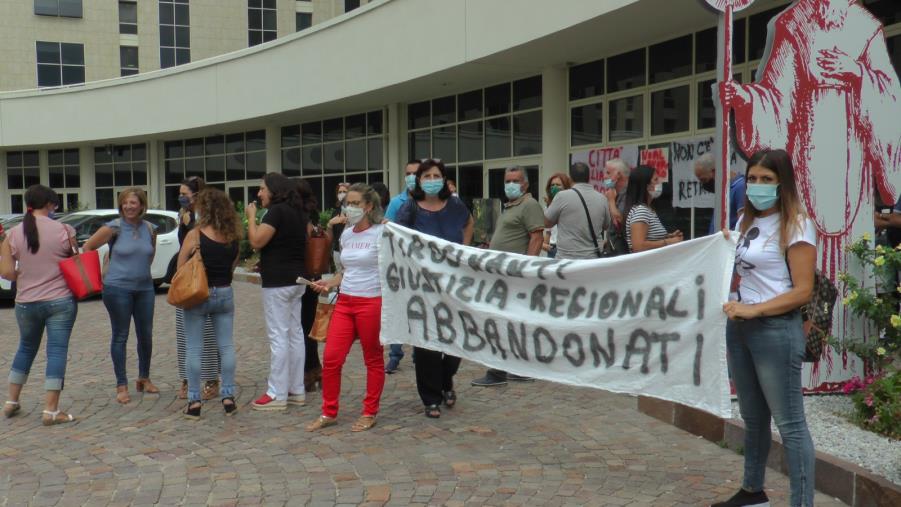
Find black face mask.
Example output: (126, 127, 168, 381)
(701, 179, 716, 193)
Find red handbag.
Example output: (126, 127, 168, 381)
(59, 249, 103, 300)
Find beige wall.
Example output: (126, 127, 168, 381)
(0, 0, 362, 92)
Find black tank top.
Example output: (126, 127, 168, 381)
(199, 232, 238, 287)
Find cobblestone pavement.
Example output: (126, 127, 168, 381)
(0, 283, 846, 506)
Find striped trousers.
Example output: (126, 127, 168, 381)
(175, 307, 220, 381)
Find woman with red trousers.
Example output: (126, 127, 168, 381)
(306, 183, 385, 432)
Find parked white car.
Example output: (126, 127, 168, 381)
(59, 209, 182, 288)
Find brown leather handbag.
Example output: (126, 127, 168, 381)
(305, 225, 331, 278)
(166, 251, 209, 309)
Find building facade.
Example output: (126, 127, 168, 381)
(0, 0, 370, 91)
(0, 0, 899, 239)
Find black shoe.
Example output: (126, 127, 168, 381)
(385, 358, 400, 374)
(184, 401, 201, 420)
(507, 373, 535, 382)
(711, 488, 769, 507)
(222, 397, 237, 416)
(471, 373, 507, 387)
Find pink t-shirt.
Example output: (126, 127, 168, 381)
(7, 215, 76, 303)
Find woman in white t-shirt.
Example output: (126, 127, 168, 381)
(306, 184, 385, 433)
(713, 149, 817, 507)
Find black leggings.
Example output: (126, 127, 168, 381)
(414, 347, 461, 406)
(301, 287, 321, 371)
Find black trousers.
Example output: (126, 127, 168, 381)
(301, 287, 321, 371)
(414, 347, 461, 406)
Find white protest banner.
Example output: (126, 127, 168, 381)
(571, 145, 639, 192)
(379, 223, 734, 417)
(671, 135, 749, 209)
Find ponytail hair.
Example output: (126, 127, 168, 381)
(23, 184, 59, 254)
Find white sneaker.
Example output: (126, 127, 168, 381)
(287, 393, 306, 406)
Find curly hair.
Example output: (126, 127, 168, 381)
(195, 188, 244, 243)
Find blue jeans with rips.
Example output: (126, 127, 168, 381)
(102, 284, 155, 386)
(10, 296, 78, 390)
(183, 286, 236, 403)
(727, 311, 815, 507)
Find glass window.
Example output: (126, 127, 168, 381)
(246, 151, 266, 180)
(246, 130, 266, 152)
(748, 5, 783, 62)
(432, 126, 456, 163)
(184, 138, 203, 158)
(569, 59, 604, 100)
(323, 118, 343, 142)
(35, 0, 58, 16)
(485, 83, 511, 117)
(36, 42, 84, 87)
(96, 189, 114, 210)
(6, 151, 41, 190)
(432, 95, 455, 126)
(58, 0, 82, 17)
(248, 0, 277, 47)
(408, 101, 430, 129)
(48, 149, 80, 189)
(302, 121, 322, 144)
(513, 76, 542, 111)
(345, 140, 365, 172)
(409, 131, 430, 161)
(695, 28, 716, 74)
(160, 0, 190, 68)
(697, 79, 716, 130)
(366, 110, 383, 135)
(457, 164, 484, 210)
(120, 46, 139, 76)
(458, 89, 482, 121)
(367, 138, 382, 172)
(650, 35, 692, 84)
(296, 12, 312, 31)
(608, 95, 644, 142)
(302, 146, 321, 175)
(458, 122, 483, 162)
(651, 85, 690, 136)
(204, 156, 224, 182)
(322, 143, 343, 174)
(485, 116, 511, 159)
(345, 114, 365, 138)
(607, 48, 646, 92)
(345, 0, 360, 12)
(513, 111, 541, 156)
(35, 0, 82, 18)
(571, 103, 603, 146)
(281, 125, 300, 147)
(60, 43, 83, 65)
(119, 1, 138, 34)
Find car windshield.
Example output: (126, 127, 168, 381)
(59, 213, 117, 244)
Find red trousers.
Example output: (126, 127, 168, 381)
(321, 294, 384, 418)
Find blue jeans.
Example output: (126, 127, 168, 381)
(183, 287, 236, 403)
(727, 311, 815, 507)
(102, 285, 155, 386)
(388, 344, 404, 363)
(10, 297, 77, 391)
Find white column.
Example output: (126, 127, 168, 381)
(146, 139, 161, 209)
(541, 65, 568, 187)
(266, 125, 281, 174)
(0, 152, 7, 213)
(79, 145, 95, 209)
(386, 103, 404, 194)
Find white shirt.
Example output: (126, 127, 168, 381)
(733, 213, 817, 304)
(339, 223, 383, 298)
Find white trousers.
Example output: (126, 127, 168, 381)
(262, 285, 306, 400)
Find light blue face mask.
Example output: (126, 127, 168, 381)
(504, 182, 523, 200)
(603, 178, 616, 190)
(405, 174, 417, 192)
(746, 183, 780, 211)
(421, 178, 444, 196)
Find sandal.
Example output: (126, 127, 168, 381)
(351, 415, 377, 432)
(202, 380, 219, 401)
(424, 404, 441, 418)
(443, 390, 457, 408)
(184, 401, 201, 420)
(135, 378, 160, 394)
(116, 385, 130, 404)
(305, 415, 337, 432)
(3, 401, 20, 418)
(42, 409, 75, 426)
(222, 397, 237, 416)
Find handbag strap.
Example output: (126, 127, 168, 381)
(572, 187, 602, 258)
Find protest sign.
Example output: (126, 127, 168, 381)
(640, 147, 670, 182)
(671, 135, 749, 209)
(379, 223, 734, 417)
(571, 145, 639, 192)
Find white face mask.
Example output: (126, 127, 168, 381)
(343, 206, 365, 226)
(337, 192, 348, 202)
(648, 183, 663, 200)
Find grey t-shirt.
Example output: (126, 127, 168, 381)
(545, 183, 611, 260)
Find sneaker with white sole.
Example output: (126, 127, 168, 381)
(287, 393, 306, 406)
(251, 393, 287, 411)
(711, 488, 770, 507)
